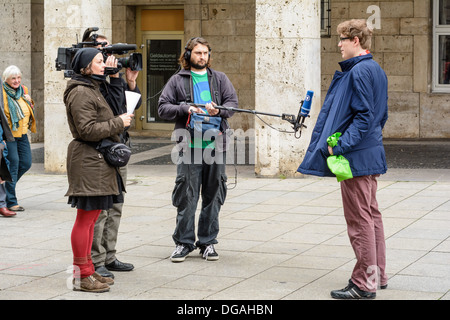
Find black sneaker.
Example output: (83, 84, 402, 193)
(199, 244, 219, 261)
(331, 280, 376, 299)
(170, 244, 191, 262)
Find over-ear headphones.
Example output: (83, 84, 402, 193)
(183, 37, 211, 62)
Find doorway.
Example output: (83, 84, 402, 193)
(137, 8, 184, 134)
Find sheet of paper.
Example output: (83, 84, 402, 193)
(125, 91, 141, 114)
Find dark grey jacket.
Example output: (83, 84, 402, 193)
(158, 68, 237, 133)
(0, 79, 14, 181)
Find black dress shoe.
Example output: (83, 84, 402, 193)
(105, 259, 134, 272)
(331, 280, 376, 299)
(95, 265, 115, 279)
(8, 205, 24, 212)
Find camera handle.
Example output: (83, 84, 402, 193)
(82, 27, 99, 42)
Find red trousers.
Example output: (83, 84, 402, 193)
(71, 209, 101, 278)
(341, 174, 387, 292)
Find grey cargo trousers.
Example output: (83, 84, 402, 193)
(91, 165, 127, 267)
(171, 149, 227, 251)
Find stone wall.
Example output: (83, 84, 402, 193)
(43, 0, 112, 173)
(111, 0, 256, 133)
(112, 0, 449, 141)
(111, 0, 321, 176)
(323, 0, 448, 138)
(1, 0, 448, 175)
(0, 0, 43, 142)
(254, 0, 321, 176)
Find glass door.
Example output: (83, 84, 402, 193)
(141, 33, 183, 130)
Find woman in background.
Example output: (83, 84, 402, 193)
(1, 65, 36, 212)
(0, 77, 15, 217)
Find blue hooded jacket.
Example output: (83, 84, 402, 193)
(298, 54, 388, 178)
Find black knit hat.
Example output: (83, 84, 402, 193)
(71, 48, 102, 74)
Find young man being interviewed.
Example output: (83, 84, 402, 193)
(298, 20, 389, 299)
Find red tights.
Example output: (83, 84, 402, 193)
(71, 209, 101, 278)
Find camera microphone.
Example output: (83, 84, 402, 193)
(102, 43, 137, 54)
(294, 90, 314, 133)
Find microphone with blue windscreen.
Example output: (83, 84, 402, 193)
(294, 90, 314, 134)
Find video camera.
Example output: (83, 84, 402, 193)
(55, 27, 142, 78)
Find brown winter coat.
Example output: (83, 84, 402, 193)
(63, 75, 124, 197)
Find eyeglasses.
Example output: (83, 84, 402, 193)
(339, 37, 353, 42)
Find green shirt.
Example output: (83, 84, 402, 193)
(189, 71, 215, 149)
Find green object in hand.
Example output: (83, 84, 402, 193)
(326, 132, 353, 182)
(327, 132, 341, 148)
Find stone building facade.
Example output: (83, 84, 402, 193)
(324, 0, 448, 139)
(0, 0, 448, 176)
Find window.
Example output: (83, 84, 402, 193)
(321, 0, 331, 37)
(433, 0, 450, 92)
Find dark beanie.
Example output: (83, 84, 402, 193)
(71, 48, 101, 74)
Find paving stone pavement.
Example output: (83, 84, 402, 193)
(0, 140, 449, 302)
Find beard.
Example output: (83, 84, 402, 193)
(190, 59, 208, 70)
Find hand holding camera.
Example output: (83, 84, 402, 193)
(105, 55, 119, 78)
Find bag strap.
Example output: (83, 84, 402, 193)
(75, 138, 99, 149)
(210, 73, 221, 105)
(183, 76, 192, 103)
(184, 76, 192, 129)
(186, 112, 192, 129)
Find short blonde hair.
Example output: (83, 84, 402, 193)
(337, 19, 373, 50)
(2, 65, 22, 82)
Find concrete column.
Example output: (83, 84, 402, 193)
(255, 0, 321, 177)
(44, 0, 111, 173)
(0, 1, 32, 86)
